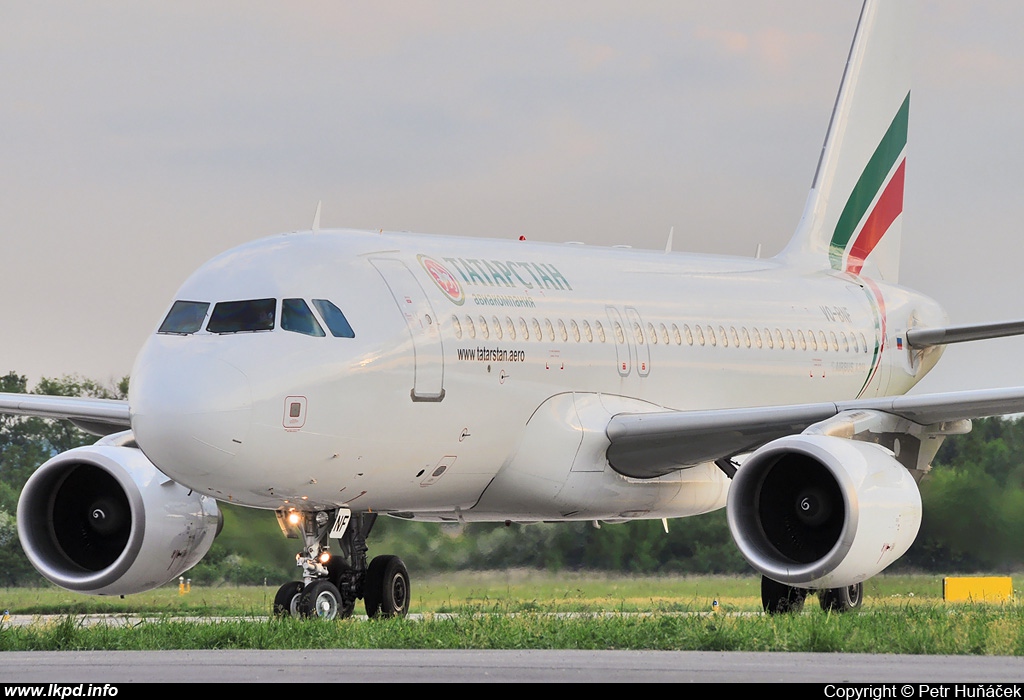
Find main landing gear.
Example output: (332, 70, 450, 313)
(760, 576, 864, 614)
(272, 508, 411, 620)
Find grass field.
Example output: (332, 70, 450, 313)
(1, 572, 1021, 653)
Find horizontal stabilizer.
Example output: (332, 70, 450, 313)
(906, 320, 1024, 348)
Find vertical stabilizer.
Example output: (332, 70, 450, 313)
(777, 0, 911, 283)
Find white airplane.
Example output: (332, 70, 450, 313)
(4, 0, 1024, 618)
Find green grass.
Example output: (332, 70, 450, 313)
(0, 571, 1016, 615)
(1, 572, 1022, 653)
(2, 605, 1024, 654)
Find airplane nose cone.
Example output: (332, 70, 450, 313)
(130, 355, 252, 479)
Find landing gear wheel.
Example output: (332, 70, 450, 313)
(819, 582, 864, 612)
(364, 555, 410, 619)
(761, 576, 806, 614)
(273, 581, 304, 618)
(298, 580, 344, 620)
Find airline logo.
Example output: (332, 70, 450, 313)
(419, 255, 465, 306)
(419, 253, 575, 307)
(829, 92, 910, 275)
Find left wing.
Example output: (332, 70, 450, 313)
(606, 386, 1024, 478)
(0, 393, 130, 436)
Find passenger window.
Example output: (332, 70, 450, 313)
(753, 328, 762, 349)
(282, 299, 326, 337)
(452, 315, 463, 339)
(465, 316, 476, 339)
(544, 318, 555, 341)
(492, 316, 503, 340)
(634, 322, 644, 345)
(208, 299, 276, 334)
(673, 324, 683, 346)
(695, 325, 705, 347)
(479, 316, 489, 340)
(312, 299, 356, 338)
(647, 323, 657, 345)
(683, 324, 693, 346)
(532, 318, 543, 341)
(595, 320, 606, 343)
(583, 320, 594, 342)
(570, 320, 581, 342)
(158, 301, 210, 335)
(519, 317, 530, 340)
(660, 323, 670, 345)
(506, 317, 516, 340)
(742, 327, 751, 348)
(819, 331, 829, 352)
(558, 319, 569, 342)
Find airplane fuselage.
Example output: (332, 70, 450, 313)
(128, 229, 946, 521)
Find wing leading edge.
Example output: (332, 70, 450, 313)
(606, 386, 1024, 479)
(0, 393, 130, 436)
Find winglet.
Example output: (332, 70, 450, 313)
(312, 200, 322, 234)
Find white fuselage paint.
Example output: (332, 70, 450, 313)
(128, 230, 946, 523)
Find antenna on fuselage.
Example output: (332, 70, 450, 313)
(312, 200, 322, 234)
(664, 226, 674, 253)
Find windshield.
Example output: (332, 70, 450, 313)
(207, 299, 276, 334)
(312, 299, 355, 338)
(158, 301, 210, 335)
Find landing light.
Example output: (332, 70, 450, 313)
(318, 552, 331, 564)
(287, 512, 302, 526)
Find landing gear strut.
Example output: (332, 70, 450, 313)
(761, 576, 807, 614)
(271, 508, 410, 620)
(819, 582, 864, 612)
(760, 576, 865, 614)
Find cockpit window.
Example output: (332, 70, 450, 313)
(158, 301, 210, 335)
(282, 299, 326, 337)
(207, 298, 276, 334)
(312, 299, 355, 338)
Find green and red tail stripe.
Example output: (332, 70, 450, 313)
(829, 92, 910, 274)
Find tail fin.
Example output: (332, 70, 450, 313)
(777, 0, 911, 283)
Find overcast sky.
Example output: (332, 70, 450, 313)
(3, 1, 1024, 397)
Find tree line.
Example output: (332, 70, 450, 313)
(1, 371, 1022, 587)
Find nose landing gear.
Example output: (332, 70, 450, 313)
(272, 508, 410, 620)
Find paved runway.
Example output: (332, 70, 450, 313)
(2, 649, 1023, 683)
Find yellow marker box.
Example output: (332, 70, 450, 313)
(943, 577, 1013, 602)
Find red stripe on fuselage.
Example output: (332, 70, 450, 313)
(846, 158, 906, 275)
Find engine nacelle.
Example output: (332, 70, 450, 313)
(726, 435, 921, 589)
(17, 443, 221, 595)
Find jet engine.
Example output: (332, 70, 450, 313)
(17, 442, 221, 595)
(726, 435, 921, 589)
